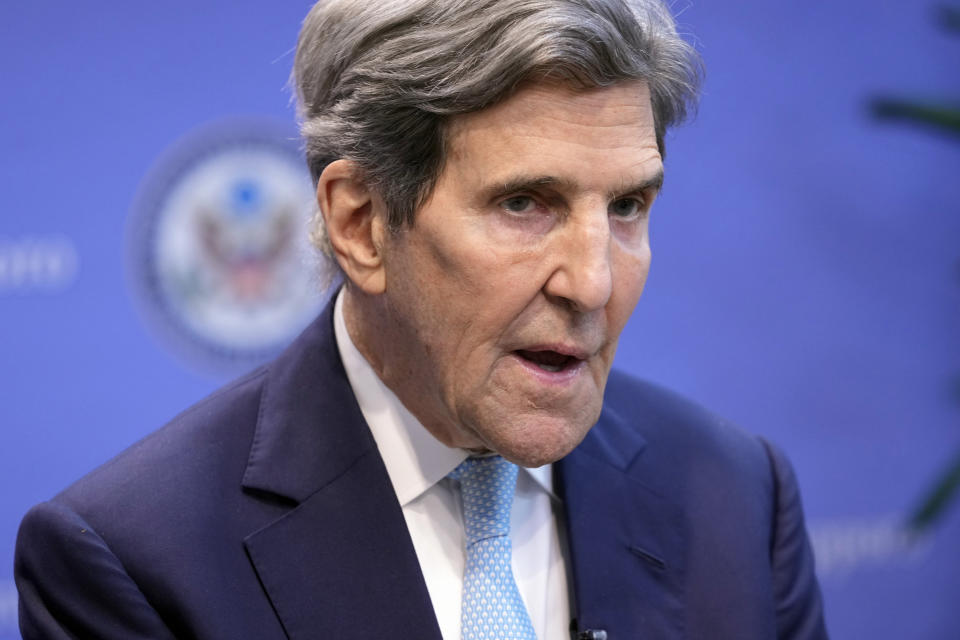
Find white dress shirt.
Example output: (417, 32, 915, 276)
(333, 290, 571, 640)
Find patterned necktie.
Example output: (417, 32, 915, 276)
(449, 455, 537, 640)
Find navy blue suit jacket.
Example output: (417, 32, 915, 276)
(15, 302, 827, 639)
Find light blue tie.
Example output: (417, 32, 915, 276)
(449, 456, 537, 640)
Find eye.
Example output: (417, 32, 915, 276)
(500, 195, 538, 215)
(609, 197, 645, 220)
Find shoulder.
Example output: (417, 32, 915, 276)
(27, 303, 346, 549)
(13, 365, 286, 638)
(595, 371, 828, 638)
(599, 370, 776, 492)
(58, 366, 268, 516)
(29, 364, 285, 576)
(592, 371, 797, 567)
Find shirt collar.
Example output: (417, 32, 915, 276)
(332, 288, 555, 505)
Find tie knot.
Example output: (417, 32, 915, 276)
(449, 455, 518, 545)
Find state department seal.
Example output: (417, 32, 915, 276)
(127, 118, 327, 375)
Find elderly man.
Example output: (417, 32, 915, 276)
(15, 0, 827, 638)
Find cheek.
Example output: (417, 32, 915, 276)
(611, 247, 651, 327)
(634, 248, 652, 292)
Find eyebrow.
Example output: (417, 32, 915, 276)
(613, 170, 665, 199)
(480, 169, 665, 203)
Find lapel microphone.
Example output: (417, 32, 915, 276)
(570, 617, 608, 639)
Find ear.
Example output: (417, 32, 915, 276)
(316, 159, 387, 294)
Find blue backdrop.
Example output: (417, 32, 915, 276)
(2, 2, 958, 637)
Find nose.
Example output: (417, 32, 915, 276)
(543, 210, 614, 312)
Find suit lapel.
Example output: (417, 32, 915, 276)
(240, 301, 442, 640)
(558, 401, 686, 639)
(243, 450, 442, 639)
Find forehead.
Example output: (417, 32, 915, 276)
(452, 79, 654, 131)
(441, 81, 661, 191)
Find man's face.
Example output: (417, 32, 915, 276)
(363, 80, 662, 467)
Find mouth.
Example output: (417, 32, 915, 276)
(514, 348, 584, 374)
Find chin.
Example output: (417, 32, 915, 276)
(481, 415, 595, 468)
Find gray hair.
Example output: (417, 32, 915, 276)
(293, 0, 701, 261)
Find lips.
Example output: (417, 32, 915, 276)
(515, 348, 584, 373)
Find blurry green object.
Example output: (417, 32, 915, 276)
(937, 5, 960, 31)
(870, 100, 960, 136)
(870, 5, 960, 534)
(909, 452, 960, 531)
